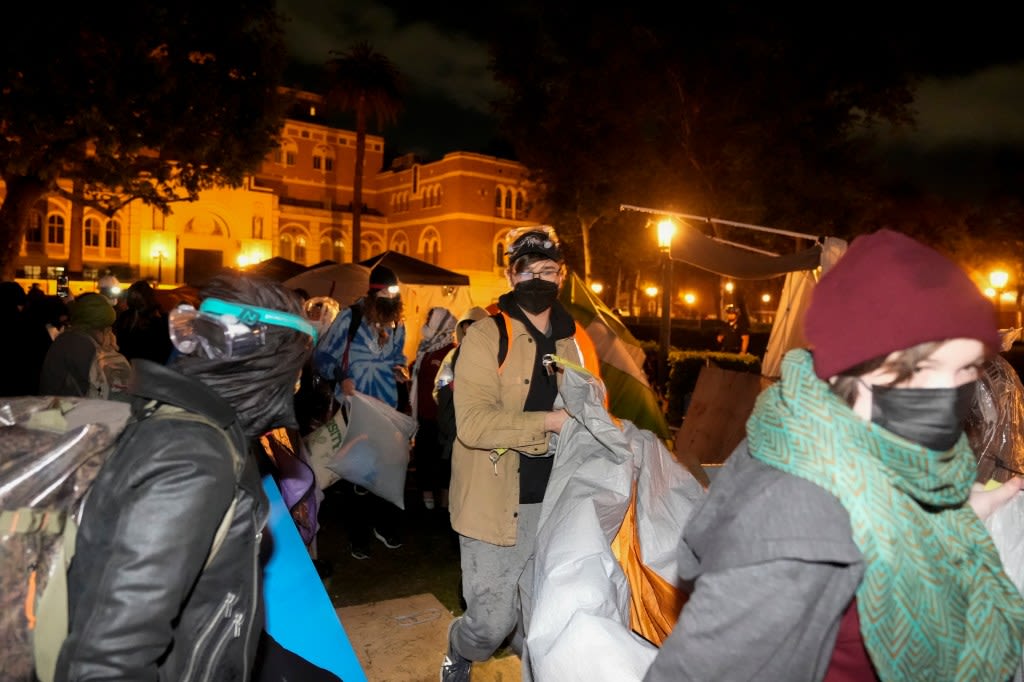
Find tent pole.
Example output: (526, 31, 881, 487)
(619, 204, 819, 242)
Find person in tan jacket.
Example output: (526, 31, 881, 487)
(441, 226, 582, 681)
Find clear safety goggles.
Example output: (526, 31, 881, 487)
(169, 297, 319, 360)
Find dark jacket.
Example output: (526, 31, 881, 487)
(57, 359, 270, 682)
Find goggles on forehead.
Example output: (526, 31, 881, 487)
(169, 297, 318, 360)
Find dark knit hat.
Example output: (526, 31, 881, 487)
(368, 265, 400, 298)
(804, 229, 999, 379)
(70, 292, 116, 330)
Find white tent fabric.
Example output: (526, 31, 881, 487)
(526, 361, 706, 681)
(284, 261, 476, 362)
(759, 236, 847, 379)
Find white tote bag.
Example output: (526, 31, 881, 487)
(307, 392, 416, 509)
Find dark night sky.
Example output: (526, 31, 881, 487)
(276, 0, 1024, 181)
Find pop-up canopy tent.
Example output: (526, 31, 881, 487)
(356, 251, 475, 361)
(619, 205, 848, 379)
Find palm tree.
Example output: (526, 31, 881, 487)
(325, 42, 403, 262)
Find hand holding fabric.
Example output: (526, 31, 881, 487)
(341, 378, 356, 397)
(970, 477, 1024, 521)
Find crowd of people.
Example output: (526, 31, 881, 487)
(4, 224, 1024, 682)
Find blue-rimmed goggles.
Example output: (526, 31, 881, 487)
(169, 297, 318, 360)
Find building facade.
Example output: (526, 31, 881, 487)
(6, 98, 540, 301)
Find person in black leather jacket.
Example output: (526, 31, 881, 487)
(56, 273, 316, 681)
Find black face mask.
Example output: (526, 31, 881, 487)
(512, 279, 559, 314)
(869, 381, 977, 451)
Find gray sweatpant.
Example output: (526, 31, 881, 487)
(449, 503, 542, 662)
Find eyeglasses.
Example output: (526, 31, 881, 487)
(514, 266, 563, 282)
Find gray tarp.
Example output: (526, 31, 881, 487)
(526, 360, 706, 681)
(669, 220, 822, 280)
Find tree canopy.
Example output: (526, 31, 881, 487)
(0, 1, 289, 279)
(325, 41, 404, 262)
(487, 2, 1024, 285)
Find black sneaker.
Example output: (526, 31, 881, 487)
(440, 618, 472, 682)
(349, 543, 370, 560)
(373, 528, 402, 549)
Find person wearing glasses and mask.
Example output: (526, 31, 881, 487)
(643, 229, 1024, 682)
(441, 226, 581, 681)
(57, 273, 317, 681)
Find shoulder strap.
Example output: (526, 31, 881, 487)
(493, 312, 513, 375)
(147, 405, 242, 569)
(342, 304, 363, 373)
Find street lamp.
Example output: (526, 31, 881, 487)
(990, 269, 1009, 326)
(152, 249, 166, 284)
(657, 219, 676, 393)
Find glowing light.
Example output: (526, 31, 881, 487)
(656, 219, 675, 251)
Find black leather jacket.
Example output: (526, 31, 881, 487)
(57, 359, 269, 682)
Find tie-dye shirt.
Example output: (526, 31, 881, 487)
(313, 301, 407, 408)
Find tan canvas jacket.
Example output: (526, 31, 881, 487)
(449, 312, 582, 545)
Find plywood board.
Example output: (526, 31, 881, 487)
(674, 364, 763, 466)
(336, 593, 521, 682)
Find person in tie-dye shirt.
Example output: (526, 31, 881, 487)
(314, 265, 408, 559)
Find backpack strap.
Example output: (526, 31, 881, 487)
(493, 312, 513, 375)
(146, 404, 243, 569)
(341, 304, 363, 376)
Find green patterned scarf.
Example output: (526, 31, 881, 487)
(747, 349, 1024, 681)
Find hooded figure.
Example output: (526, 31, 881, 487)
(39, 292, 119, 397)
(57, 272, 317, 680)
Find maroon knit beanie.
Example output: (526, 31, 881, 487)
(804, 229, 999, 379)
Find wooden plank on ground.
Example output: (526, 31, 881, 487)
(674, 364, 763, 466)
(336, 593, 521, 682)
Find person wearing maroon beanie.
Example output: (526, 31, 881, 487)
(645, 229, 1024, 682)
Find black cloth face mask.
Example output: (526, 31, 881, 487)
(512, 279, 559, 314)
(868, 381, 977, 451)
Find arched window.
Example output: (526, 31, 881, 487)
(312, 144, 335, 172)
(362, 235, 384, 258)
(495, 242, 506, 268)
(105, 219, 121, 249)
(515, 192, 525, 218)
(391, 232, 409, 255)
(419, 227, 441, 264)
(84, 217, 100, 247)
(276, 139, 298, 167)
(495, 188, 503, 212)
(279, 227, 308, 264)
(320, 230, 344, 262)
(47, 215, 65, 244)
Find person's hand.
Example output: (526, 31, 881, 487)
(969, 477, 1024, 521)
(544, 409, 569, 434)
(341, 378, 356, 396)
(393, 365, 410, 383)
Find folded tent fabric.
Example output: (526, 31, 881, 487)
(558, 272, 671, 441)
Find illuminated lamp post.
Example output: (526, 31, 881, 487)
(657, 219, 676, 392)
(990, 269, 1009, 328)
(152, 249, 166, 284)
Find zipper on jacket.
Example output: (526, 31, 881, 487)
(180, 591, 238, 682)
(197, 613, 244, 682)
(241, 513, 262, 682)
